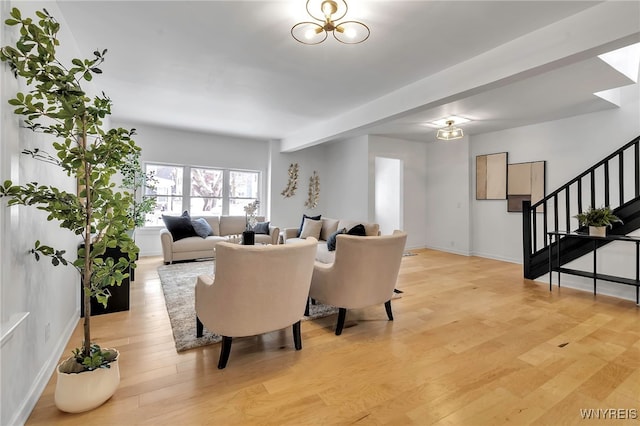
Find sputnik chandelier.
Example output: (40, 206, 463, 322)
(291, 0, 370, 45)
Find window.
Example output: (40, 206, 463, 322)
(144, 164, 260, 226)
(229, 170, 259, 215)
(190, 168, 223, 216)
(146, 164, 183, 219)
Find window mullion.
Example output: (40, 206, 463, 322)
(222, 170, 230, 215)
(183, 165, 190, 213)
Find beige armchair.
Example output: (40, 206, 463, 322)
(195, 238, 317, 369)
(309, 230, 407, 335)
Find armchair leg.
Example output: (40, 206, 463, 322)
(335, 308, 347, 335)
(385, 300, 393, 321)
(293, 321, 302, 350)
(196, 316, 204, 337)
(218, 336, 233, 369)
(304, 297, 310, 316)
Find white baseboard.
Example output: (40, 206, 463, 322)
(10, 310, 79, 426)
(423, 244, 472, 257)
(469, 250, 521, 264)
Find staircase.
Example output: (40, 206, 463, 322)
(523, 135, 640, 280)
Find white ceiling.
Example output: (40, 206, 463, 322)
(53, 1, 640, 150)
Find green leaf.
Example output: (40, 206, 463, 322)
(10, 7, 22, 20)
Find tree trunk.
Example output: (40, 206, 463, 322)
(80, 129, 92, 357)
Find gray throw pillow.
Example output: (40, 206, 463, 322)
(191, 218, 213, 238)
(327, 228, 347, 251)
(252, 221, 270, 235)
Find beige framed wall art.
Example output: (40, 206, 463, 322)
(476, 152, 507, 200)
(507, 161, 546, 212)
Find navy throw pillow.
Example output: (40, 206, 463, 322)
(253, 221, 270, 235)
(347, 224, 366, 236)
(191, 217, 213, 238)
(162, 211, 196, 241)
(297, 214, 321, 237)
(327, 227, 347, 251)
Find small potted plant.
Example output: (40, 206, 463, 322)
(1, 8, 139, 412)
(243, 200, 260, 245)
(574, 206, 623, 237)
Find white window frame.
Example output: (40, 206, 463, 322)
(143, 162, 261, 226)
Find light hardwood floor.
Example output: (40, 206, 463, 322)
(26, 249, 640, 425)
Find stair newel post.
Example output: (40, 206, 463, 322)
(522, 200, 533, 279)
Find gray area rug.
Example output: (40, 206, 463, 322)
(157, 260, 340, 352)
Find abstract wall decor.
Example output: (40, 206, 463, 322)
(281, 162, 299, 198)
(476, 152, 507, 200)
(304, 171, 320, 209)
(507, 161, 545, 212)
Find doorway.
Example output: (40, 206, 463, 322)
(374, 157, 403, 235)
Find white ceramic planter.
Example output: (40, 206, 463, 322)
(589, 226, 606, 237)
(54, 351, 120, 413)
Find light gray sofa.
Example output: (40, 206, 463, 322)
(284, 217, 379, 263)
(160, 215, 279, 264)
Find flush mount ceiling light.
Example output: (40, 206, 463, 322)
(436, 120, 464, 141)
(291, 0, 370, 45)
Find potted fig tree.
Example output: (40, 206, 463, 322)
(1, 8, 139, 412)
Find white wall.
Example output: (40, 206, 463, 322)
(374, 157, 402, 235)
(369, 135, 430, 249)
(272, 135, 371, 232)
(269, 140, 329, 230)
(119, 121, 271, 173)
(1, 3, 85, 424)
(423, 136, 472, 255)
(323, 136, 370, 220)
